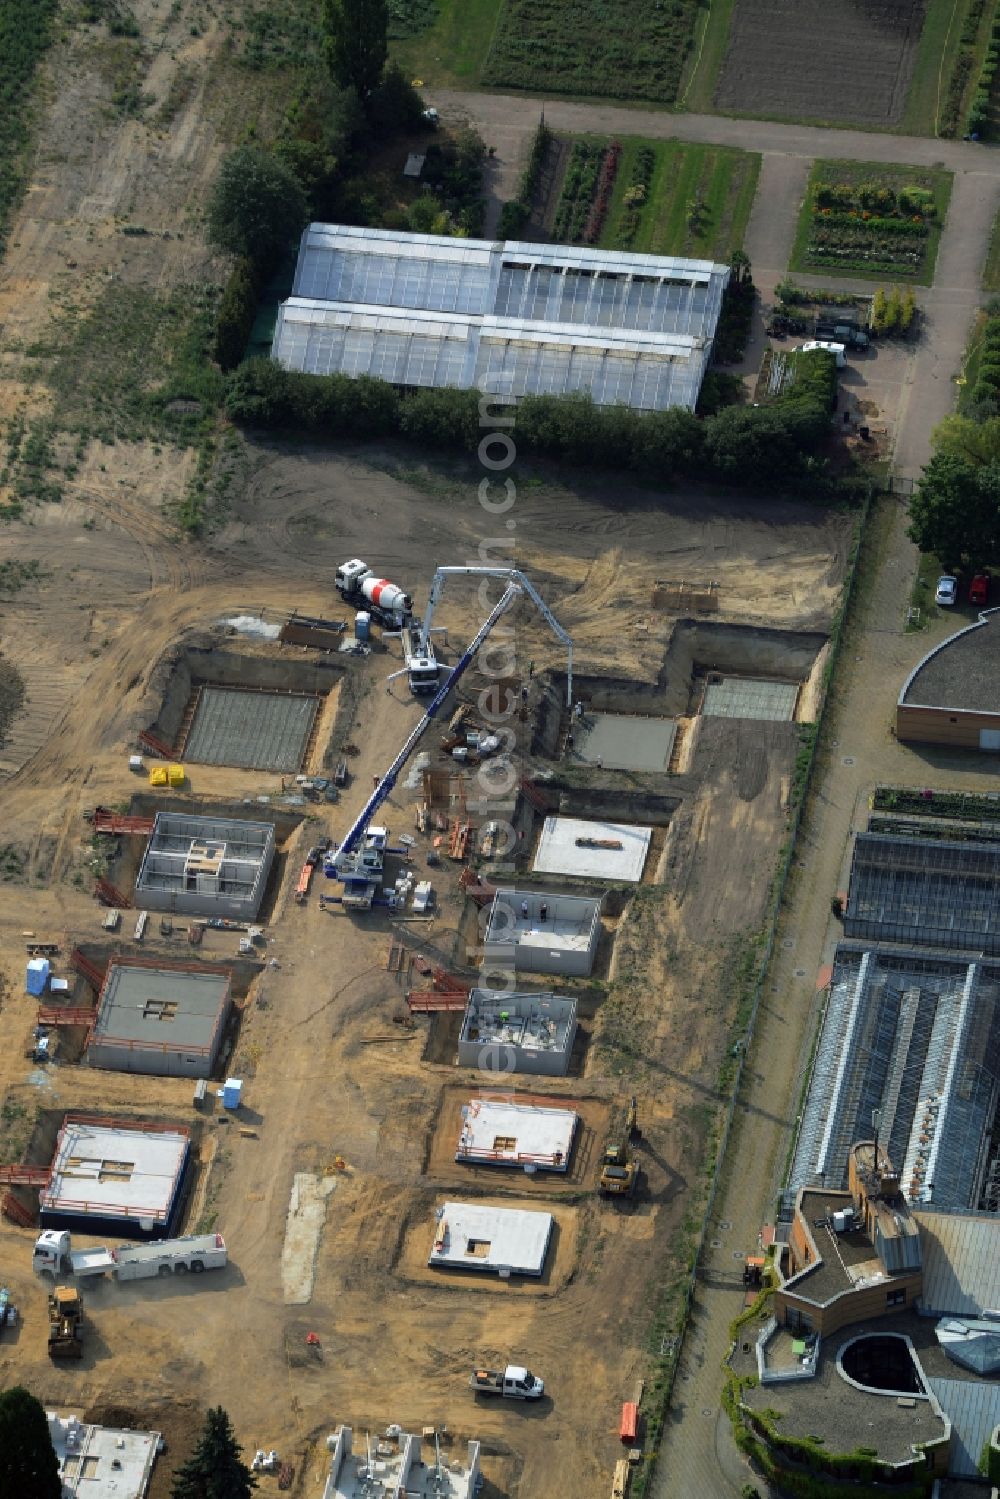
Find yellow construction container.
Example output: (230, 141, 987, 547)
(167, 764, 185, 786)
(148, 766, 168, 787)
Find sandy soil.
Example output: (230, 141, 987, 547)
(0, 439, 849, 1494)
(0, 6, 853, 1489)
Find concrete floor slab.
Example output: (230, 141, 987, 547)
(702, 677, 798, 721)
(185, 687, 318, 771)
(533, 816, 651, 883)
(574, 712, 677, 772)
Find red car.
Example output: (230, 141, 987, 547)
(969, 573, 991, 606)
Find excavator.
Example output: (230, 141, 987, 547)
(599, 1097, 640, 1198)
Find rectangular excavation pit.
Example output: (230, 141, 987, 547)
(183, 685, 320, 772)
(572, 711, 677, 772)
(144, 643, 346, 772)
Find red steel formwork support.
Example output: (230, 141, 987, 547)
(459, 868, 497, 907)
(91, 807, 155, 836)
(36, 1006, 97, 1030)
(70, 948, 107, 989)
(405, 992, 470, 1013)
(1, 1191, 35, 1227)
(138, 728, 173, 759)
(0, 1165, 50, 1188)
(93, 878, 133, 910)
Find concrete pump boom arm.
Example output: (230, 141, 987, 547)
(419, 566, 573, 706)
(336, 583, 522, 859)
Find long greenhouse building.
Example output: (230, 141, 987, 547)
(271, 224, 730, 412)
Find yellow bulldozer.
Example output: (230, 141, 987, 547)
(47, 1285, 84, 1359)
(598, 1097, 640, 1198)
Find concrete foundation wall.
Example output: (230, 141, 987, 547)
(149, 644, 344, 746)
(484, 940, 594, 978)
(88, 1040, 217, 1079)
(456, 1028, 576, 1076)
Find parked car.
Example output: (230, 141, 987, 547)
(969, 573, 991, 606)
(934, 575, 958, 607)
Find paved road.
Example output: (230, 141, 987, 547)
(437, 88, 1000, 1498)
(441, 89, 1000, 476)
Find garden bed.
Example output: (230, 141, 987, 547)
(789, 159, 952, 285)
(482, 0, 702, 102)
(545, 135, 759, 261)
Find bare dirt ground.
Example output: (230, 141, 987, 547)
(713, 0, 926, 126)
(0, 4, 855, 1490)
(0, 431, 852, 1495)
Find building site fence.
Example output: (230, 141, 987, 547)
(642, 487, 873, 1497)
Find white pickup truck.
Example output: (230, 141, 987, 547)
(469, 1365, 544, 1400)
(33, 1230, 228, 1282)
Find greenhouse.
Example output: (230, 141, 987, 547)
(272, 225, 730, 411)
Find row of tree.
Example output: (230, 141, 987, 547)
(224, 355, 852, 495)
(908, 307, 1000, 568)
(1, 1386, 257, 1498)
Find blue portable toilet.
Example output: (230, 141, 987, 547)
(26, 958, 50, 996)
(222, 1077, 243, 1111)
(355, 611, 371, 643)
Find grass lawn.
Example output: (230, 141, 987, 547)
(678, 0, 739, 111)
(983, 206, 1000, 291)
(903, 0, 971, 134)
(788, 159, 953, 286)
(597, 137, 759, 260)
(390, 0, 500, 87)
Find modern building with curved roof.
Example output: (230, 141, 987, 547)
(271, 224, 730, 412)
(896, 609, 1000, 751)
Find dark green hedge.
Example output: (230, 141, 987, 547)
(225, 357, 843, 494)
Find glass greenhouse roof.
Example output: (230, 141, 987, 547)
(274, 224, 730, 411)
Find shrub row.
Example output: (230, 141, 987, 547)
(583, 141, 621, 245)
(785, 348, 838, 412)
(812, 181, 935, 219)
(612, 145, 656, 251)
(225, 357, 838, 492)
(214, 256, 267, 372)
(971, 311, 1000, 405)
(941, 0, 995, 136)
(552, 142, 604, 242)
(966, 1, 1000, 134)
(497, 119, 551, 239)
(871, 285, 916, 335)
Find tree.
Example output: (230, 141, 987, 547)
(907, 451, 1000, 568)
(932, 413, 1000, 468)
(0, 1386, 62, 1499)
(206, 146, 306, 266)
(323, 0, 387, 102)
(171, 1406, 256, 1499)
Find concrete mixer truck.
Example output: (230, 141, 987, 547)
(335, 560, 413, 629)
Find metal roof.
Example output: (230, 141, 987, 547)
(428, 1201, 553, 1275)
(93, 961, 230, 1051)
(925, 1375, 1000, 1477)
(900, 609, 1000, 715)
(914, 1209, 1000, 1315)
(275, 223, 728, 411)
